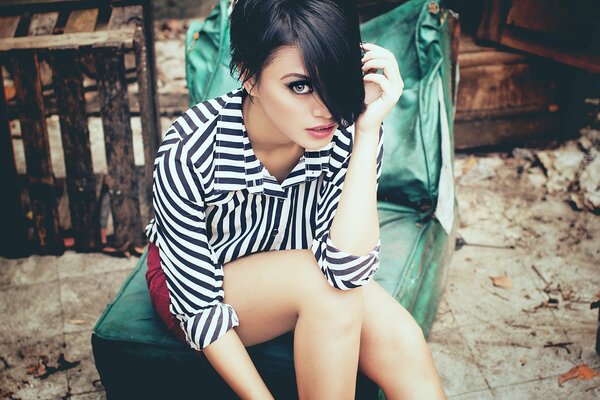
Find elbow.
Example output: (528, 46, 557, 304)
(322, 255, 380, 291)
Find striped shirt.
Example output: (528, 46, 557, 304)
(145, 87, 384, 351)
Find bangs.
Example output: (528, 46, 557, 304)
(292, 1, 366, 127)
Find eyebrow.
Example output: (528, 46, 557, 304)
(280, 73, 310, 80)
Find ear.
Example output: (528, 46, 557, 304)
(240, 72, 258, 97)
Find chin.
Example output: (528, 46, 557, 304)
(302, 137, 332, 151)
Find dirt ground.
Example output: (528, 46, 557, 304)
(0, 2, 599, 398)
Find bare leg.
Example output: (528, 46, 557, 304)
(358, 280, 447, 399)
(221, 248, 365, 399)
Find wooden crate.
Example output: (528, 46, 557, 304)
(454, 33, 566, 150)
(0, 0, 159, 257)
(476, 0, 600, 73)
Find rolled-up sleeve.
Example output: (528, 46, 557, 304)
(152, 139, 239, 351)
(310, 123, 384, 290)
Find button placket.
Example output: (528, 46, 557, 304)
(270, 197, 286, 248)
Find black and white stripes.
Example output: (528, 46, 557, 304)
(146, 87, 384, 351)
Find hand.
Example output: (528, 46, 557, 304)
(356, 42, 404, 133)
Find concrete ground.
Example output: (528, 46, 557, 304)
(1, 2, 599, 398)
(1, 147, 598, 399)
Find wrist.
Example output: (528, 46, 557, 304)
(353, 125, 380, 151)
(355, 118, 382, 135)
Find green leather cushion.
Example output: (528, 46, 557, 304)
(92, 202, 454, 399)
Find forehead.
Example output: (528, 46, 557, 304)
(263, 45, 307, 77)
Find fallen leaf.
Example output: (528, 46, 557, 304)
(559, 364, 599, 386)
(462, 156, 478, 174)
(4, 85, 15, 101)
(579, 365, 600, 380)
(490, 275, 513, 289)
(519, 356, 526, 366)
(26, 362, 46, 378)
(26, 354, 80, 380)
(68, 319, 85, 325)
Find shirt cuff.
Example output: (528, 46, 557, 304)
(180, 302, 240, 351)
(311, 232, 381, 290)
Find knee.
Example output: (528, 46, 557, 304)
(392, 316, 427, 355)
(301, 285, 364, 330)
(294, 249, 364, 328)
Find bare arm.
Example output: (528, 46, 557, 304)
(329, 129, 380, 256)
(330, 41, 403, 256)
(203, 329, 274, 399)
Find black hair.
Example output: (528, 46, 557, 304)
(229, 0, 366, 128)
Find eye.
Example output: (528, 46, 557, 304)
(287, 80, 313, 95)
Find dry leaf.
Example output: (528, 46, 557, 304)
(490, 275, 513, 289)
(26, 362, 46, 378)
(558, 364, 599, 386)
(462, 156, 478, 174)
(68, 319, 85, 325)
(4, 85, 15, 101)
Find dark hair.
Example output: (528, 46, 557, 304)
(229, 0, 366, 128)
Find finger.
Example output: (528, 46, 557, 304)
(362, 59, 402, 84)
(360, 42, 387, 52)
(362, 62, 403, 94)
(361, 49, 395, 63)
(364, 73, 402, 104)
(363, 73, 395, 99)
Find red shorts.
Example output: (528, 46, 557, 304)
(146, 242, 188, 344)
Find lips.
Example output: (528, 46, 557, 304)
(308, 123, 336, 130)
(306, 123, 336, 139)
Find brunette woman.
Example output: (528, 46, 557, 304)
(145, 0, 447, 398)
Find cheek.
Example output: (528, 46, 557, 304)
(263, 90, 304, 127)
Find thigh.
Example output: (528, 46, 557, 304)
(222, 248, 335, 347)
(358, 279, 423, 378)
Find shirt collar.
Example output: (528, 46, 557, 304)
(214, 87, 332, 197)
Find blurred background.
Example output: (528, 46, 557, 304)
(0, 1, 598, 399)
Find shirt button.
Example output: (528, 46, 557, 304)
(271, 229, 279, 236)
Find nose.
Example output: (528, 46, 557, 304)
(311, 94, 332, 119)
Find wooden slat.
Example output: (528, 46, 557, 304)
(499, 26, 600, 74)
(448, 10, 460, 108)
(12, 50, 63, 254)
(3, 86, 187, 120)
(0, 0, 124, 10)
(455, 113, 562, 150)
(505, 0, 585, 39)
(132, 26, 160, 221)
(28, 11, 59, 35)
(455, 61, 559, 120)
(476, 0, 511, 43)
(94, 47, 143, 248)
(108, 5, 143, 29)
(0, 16, 21, 38)
(458, 50, 527, 67)
(50, 50, 100, 251)
(64, 8, 98, 33)
(0, 28, 135, 51)
(459, 33, 499, 54)
(0, 58, 31, 257)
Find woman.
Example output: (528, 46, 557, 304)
(145, 0, 447, 398)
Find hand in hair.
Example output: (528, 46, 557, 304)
(357, 42, 404, 133)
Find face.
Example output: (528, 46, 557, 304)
(243, 45, 338, 150)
